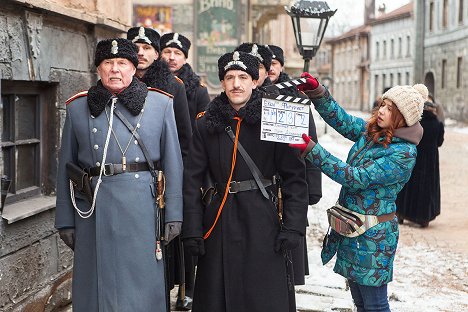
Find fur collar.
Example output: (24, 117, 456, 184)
(259, 76, 279, 95)
(176, 63, 201, 96)
(277, 72, 291, 83)
(205, 89, 263, 133)
(140, 59, 177, 94)
(87, 78, 148, 117)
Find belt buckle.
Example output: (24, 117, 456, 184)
(228, 181, 239, 194)
(103, 163, 114, 176)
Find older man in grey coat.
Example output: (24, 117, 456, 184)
(55, 38, 183, 311)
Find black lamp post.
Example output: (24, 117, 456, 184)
(285, 0, 336, 72)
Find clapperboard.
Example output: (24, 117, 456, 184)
(260, 78, 311, 144)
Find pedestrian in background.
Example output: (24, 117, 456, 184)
(160, 32, 211, 311)
(396, 100, 445, 227)
(160, 32, 211, 128)
(182, 51, 308, 312)
(428, 93, 445, 124)
(55, 38, 183, 311)
(290, 73, 426, 312)
(235, 42, 273, 88)
(127, 27, 192, 161)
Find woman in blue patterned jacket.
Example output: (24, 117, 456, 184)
(290, 73, 427, 312)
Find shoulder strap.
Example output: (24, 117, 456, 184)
(66, 91, 88, 105)
(113, 108, 156, 175)
(148, 87, 174, 98)
(225, 127, 269, 199)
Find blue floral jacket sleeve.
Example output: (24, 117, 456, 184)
(305, 141, 417, 189)
(312, 91, 366, 142)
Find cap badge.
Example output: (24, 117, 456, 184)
(224, 51, 247, 70)
(266, 45, 276, 58)
(111, 40, 118, 54)
(166, 33, 183, 49)
(132, 26, 152, 44)
(249, 44, 264, 62)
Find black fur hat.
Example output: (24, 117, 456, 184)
(94, 38, 138, 68)
(160, 33, 191, 58)
(218, 51, 259, 81)
(127, 27, 161, 52)
(235, 43, 273, 71)
(266, 44, 284, 66)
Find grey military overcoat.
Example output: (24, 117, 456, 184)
(55, 83, 183, 312)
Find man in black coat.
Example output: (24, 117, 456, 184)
(237, 43, 322, 285)
(159, 32, 211, 310)
(127, 27, 191, 161)
(182, 51, 308, 312)
(160, 32, 211, 129)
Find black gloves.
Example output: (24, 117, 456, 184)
(59, 228, 75, 251)
(184, 237, 205, 256)
(165, 221, 182, 244)
(274, 230, 302, 253)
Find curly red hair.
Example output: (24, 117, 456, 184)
(366, 99, 406, 148)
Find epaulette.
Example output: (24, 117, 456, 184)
(66, 91, 88, 105)
(174, 76, 184, 84)
(196, 111, 206, 120)
(148, 87, 174, 98)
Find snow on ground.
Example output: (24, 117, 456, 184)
(301, 117, 468, 312)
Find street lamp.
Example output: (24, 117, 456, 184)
(285, 0, 336, 72)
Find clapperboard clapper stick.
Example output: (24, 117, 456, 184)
(262, 78, 311, 105)
(260, 78, 311, 144)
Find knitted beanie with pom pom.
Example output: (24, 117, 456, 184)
(382, 84, 428, 126)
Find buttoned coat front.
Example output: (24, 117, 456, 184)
(55, 86, 183, 312)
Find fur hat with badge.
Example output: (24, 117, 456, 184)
(235, 43, 273, 71)
(160, 33, 191, 58)
(94, 38, 139, 68)
(127, 26, 161, 52)
(266, 44, 285, 66)
(218, 51, 260, 81)
(382, 84, 429, 126)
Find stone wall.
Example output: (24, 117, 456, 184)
(425, 39, 468, 122)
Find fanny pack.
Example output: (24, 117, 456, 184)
(327, 203, 395, 237)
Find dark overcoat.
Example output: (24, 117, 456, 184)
(169, 63, 211, 290)
(182, 90, 309, 312)
(55, 79, 183, 311)
(396, 109, 445, 224)
(176, 63, 211, 128)
(141, 59, 192, 161)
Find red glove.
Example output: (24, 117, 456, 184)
(297, 72, 319, 92)
(289, 133, 312, 153)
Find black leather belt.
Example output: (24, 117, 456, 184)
(216, 178, 276, 194)
(85, 161, 161, 176)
